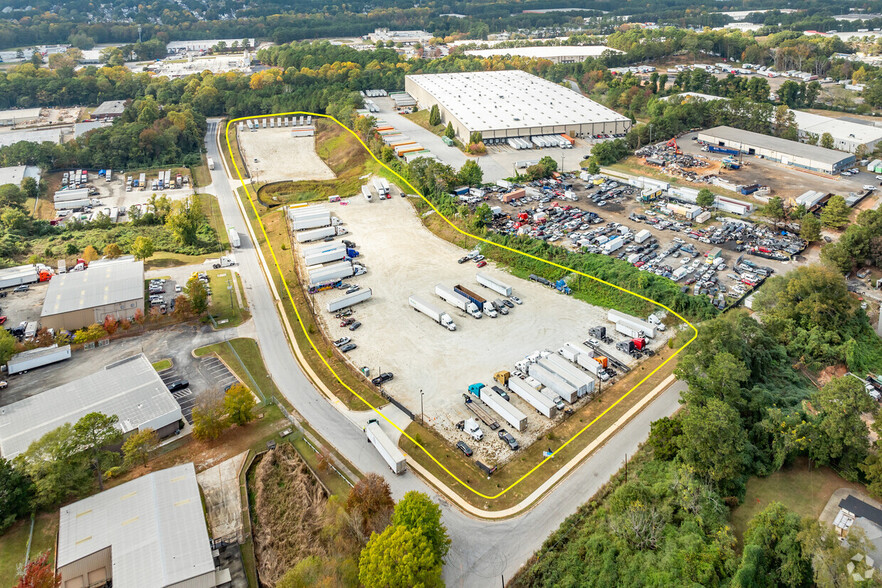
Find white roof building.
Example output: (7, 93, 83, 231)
(0, 354, 182, 458)
(791, 110, 882, 154)
(0, 165, 40, 186)
(57, 463, 219, 588)
(0, 127, 63, 148)
(0, 107, 42, 126)
(464, 45, 622, 64)
(405, 70, 631, 141)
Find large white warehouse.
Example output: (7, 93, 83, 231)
(404, 70, 632, 142)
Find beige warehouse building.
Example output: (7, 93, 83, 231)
(40, 258, 144, 331)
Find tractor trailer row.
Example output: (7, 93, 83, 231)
(435, 284, 481, 319)
(468, 384, 527, 432)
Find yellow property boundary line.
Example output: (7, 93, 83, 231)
(225, 113, 698, 501)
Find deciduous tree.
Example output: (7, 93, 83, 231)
(122, 428, 159, 467)
(346, 473, 394, 536)
(358, 525, 442, 588)
(223, 384, 256, 426)
(14, 551, 60, 588)
(186, 275, 209, 314)
(457, 160, 482, 187)
(73, 412, 122, 490)
(0, 458, 34, 532)
(696, 188, 715, 208)
(132, 236, 154, 261)
(103, 243, 122, 258)
(391, 491, 450, 563)
(192, 391, 228, 441)
(82, 245, 99, 262)
(733, 502, 812, 587)
(679, 398, 749, 485)
(811, 376, 875, 478)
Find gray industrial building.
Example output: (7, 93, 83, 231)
(404, 70, 632, 142)
(91, 99, 127, 120)
(57, 463, 221, 588)
(41, 257, 144, 331)
(697, 126, 855, 174)
(0, 354, 183, 459)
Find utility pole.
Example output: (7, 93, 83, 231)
(420, 389, 424, 425)
(624, 453, 628, 482)
(649, 123, 653, 145)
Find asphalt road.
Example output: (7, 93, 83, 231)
(202, 119, 685, 585)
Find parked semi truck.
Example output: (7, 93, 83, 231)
(373, 177, 389, 197)
(608, 309, 656, 338)
(327, 288, 372, 313)
(528, 362, 578, 403)
(295, 226, 347, 243)
(544, 354, 595, 397)
(304, 248, 347, 266)
(228, 228, 241, 248)
(308, 261, 355, 285)
(435, 284, 481, 318)
(507, 376, 557, 418)
(8, 344, 71, 375)
(468, 383, 527, 432)
(476, 272, 513, 297)
(409, 295, 456, 331)
(364, 419, 407, 474)
(455, 284, 497, 317)
(361, 185, 373, 201)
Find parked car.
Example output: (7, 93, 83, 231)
(348, 321, 362, 331)
(502, 299, 514, 308)
(166, 379, 189, 392)
(458, 256, 469, 264)
(456, 441, 473, 457)
(339, 343, 357, 352)
(498, 430, 520, 450)
(510, 295, 523, 305)
(340, 318, 355, 327)
(371, 372, 394, 386)
(333, 337, 350, 347)
(0, 381, 6, 389)
(13, 285, 28, 293)
(476, 260, 487, 268)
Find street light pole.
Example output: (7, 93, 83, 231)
(420, 389, 424, 425)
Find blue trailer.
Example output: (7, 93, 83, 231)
(707, 145, 740, 156)
(454, 284, 485, 311)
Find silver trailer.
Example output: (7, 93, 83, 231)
(544, 354, 596, 398)
(507, 376, 556, 418)
(478, 386, 527, 431)
(475, 272, 512, 297)
(327, 288, 372, 312)
(608, 309, 656, 338)
(365, 419, 407, 474)
(8, 344, 71, 375)
(528, 363, 577, 403)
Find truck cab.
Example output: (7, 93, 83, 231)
(483, 305, 498, 318)
(493, 299, 509, 315)
(468, 303, 482, 319)
(464, 418, 484, 441)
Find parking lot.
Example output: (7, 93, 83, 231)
(158, 355, 239, 423)
(292, 194, 671, 461)
(237, 125, 335, 183)
(0, 281, 48, 334)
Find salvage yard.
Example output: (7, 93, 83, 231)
(292, 193, 671, 463)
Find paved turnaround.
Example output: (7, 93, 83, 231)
(202, 119, 684, 586)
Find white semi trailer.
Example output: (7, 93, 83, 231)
(408, 295, 456, 331)
(365, 419, 407, 474)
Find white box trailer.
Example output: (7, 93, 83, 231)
(559, 342, 583, 362)
(308, 261, 354, 284)
(295, 226, 346, 243)
(537, 357, 589, 398)
(302, 242, 345, 256)
(507, 376, 557, 418)
(304, 248, 347, 266)
(528, 363, 577, 403)
(475, 272, 512, 297)
(0, 265, 39, 289)
(544, 354, 595, 397)
(373, 177, 389, 196)
(365, 419, 406, 475)
(207, 157, 215, 170)
(478, 386, 527, 431)
(409, 295, 456, 331)
(54, 198, 92, 210)
(361, 185, 373, 201)
(576, 353, 605, 376)
(327, 288, 372, 312)
(292, 213, 332, 231)
(289, 205, 328, 219)
(608, 309, 656, 338)
(54, 188, 91, 203)
(8, 344, 71, 375)
(434, 284, 480, 318)
(228, 227, 241, 248)
(635, 229, 651, 244)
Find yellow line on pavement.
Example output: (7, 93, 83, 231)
(224, 113, 698, 500)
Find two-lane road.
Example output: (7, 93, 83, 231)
(201, 119, 684, 586)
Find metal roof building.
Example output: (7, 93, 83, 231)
(465, 45, 622, 64)
(0, 164, 40, 186)
(0, 107, 42, 126)
(91, 99, 127, 120)
(697, 126, 855, 174)
(0, 354, 182, 459)
(40, 257, 144, 331)
(790, 110, 882, 154)
(405, 70, 631, 142)
(0, 127, 63, 148)
(57, 463, 218, 588)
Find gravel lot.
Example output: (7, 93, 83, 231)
(238, 126, 335, 183)
(293, 195, 669, 461)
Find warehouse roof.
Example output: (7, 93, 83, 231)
(0, 107, 42, 122)
(41, 258, 144, 318)
(0, 354, 182, 458)
(699, 126, 852, 165)
(91, 99, 127, 117)
(57, 463, 214, 587)
(0, 127, 63, 148)
(465, 45, 621, 60)
(0, 165, 40, 186)
(791, 110, 882, 145)
(0, 264, 37, 281)
(406, 70, 630, 132)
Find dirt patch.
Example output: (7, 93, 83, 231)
(818, 364, 847, 387)
(237, 124, 335, 184)
(251, 443, 328, 587)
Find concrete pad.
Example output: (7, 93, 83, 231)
(197, 450, 249, 542)
(238, 127, 334, 183)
